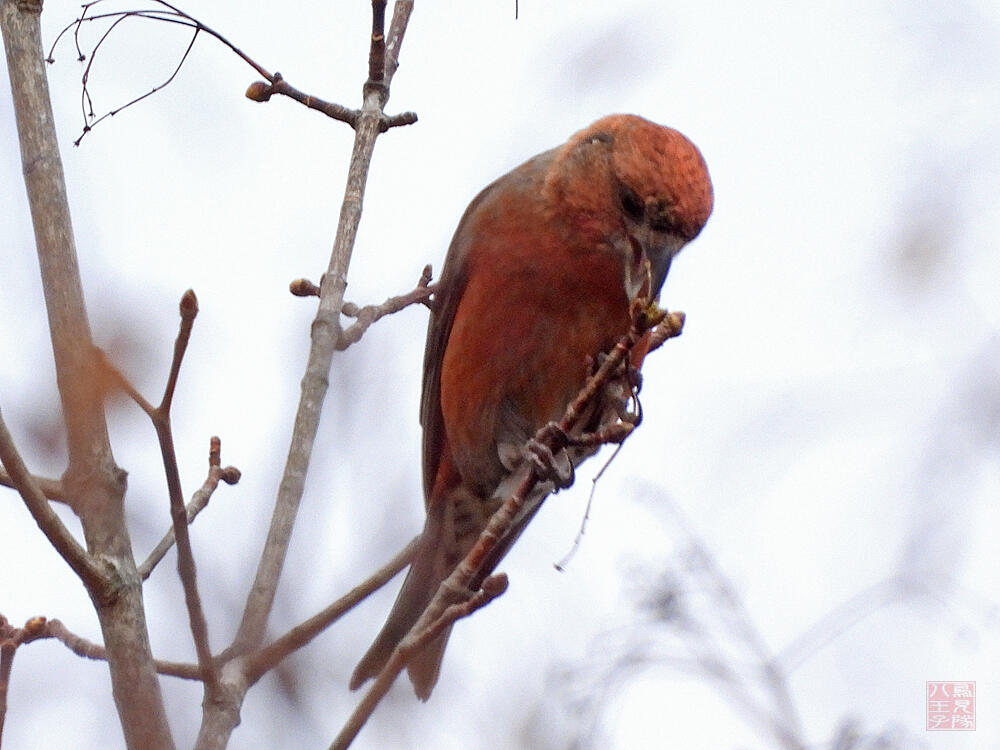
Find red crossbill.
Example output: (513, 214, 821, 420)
(351, 114, 713, 699)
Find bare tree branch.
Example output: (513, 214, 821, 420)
(99, 291, 219, 693)
(188, 4, 416, 749)
(243, 536, 419, 684)
(0, 413, 102, 586)
(0, 614, 46, 744)
(231, 0, 414, 656)
(290, 265, 435, 351)
(0, 639, 11, 744)
(337, 266, 434, 349)
(0, 615, 202, 681)
(47, 617, 202, 679)
(0, 466, 66, 502)
(1, 4, 172, 745)
(50, 1, 417, 140)
(244, 73, 361, 128)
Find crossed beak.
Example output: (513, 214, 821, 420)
(624, 230, 678, 303)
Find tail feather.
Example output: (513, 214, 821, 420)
(405, 627, 452, 701)
(351, 479, 548, 698)
(349, 514, 451, 694)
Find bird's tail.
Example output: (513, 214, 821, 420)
(350, 484, 488, 700)
(348, 528, 451, 699)
(350, 476, 545, 699)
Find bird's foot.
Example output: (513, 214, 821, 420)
(525, 424, 575, 489)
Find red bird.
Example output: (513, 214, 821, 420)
(351, 114, 713, 699)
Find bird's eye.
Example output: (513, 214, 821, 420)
(649, 203, 680, 234)
(620, 186, 644, 221)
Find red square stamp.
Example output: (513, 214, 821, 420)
(926, 681, 976, 730)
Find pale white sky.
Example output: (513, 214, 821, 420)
(2, 1, 999, 748)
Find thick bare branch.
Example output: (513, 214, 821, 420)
(191, 4, 416, 749)
(1, 4, 172, 746)
(232, 0, 414, 656)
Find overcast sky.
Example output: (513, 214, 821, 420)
(2, 1, 999, 748)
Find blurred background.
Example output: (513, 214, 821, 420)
(1, 1, 998, 748)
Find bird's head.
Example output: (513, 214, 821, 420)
(544, 114, 714, 301)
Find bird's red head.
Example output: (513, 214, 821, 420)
(543, 114, 714, 299)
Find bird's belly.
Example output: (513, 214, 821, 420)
(438, 256, 628, 495)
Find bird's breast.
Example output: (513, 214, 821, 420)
(438, 232, 630, 496)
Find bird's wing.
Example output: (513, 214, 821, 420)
(418, 190, 479, 501)
(419, 149, 557, 502)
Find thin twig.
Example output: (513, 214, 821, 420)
(102, 291, 219, 692)
(0, 615, 46, 744)
(50, 1, 417, 141)
(337, 267, 434, 349)
(0, 632, 14, 745)
(553, 443, 625, 572)
(160, 290, 198, 412)
(289, 265, 435, 335)
(0, 467, 66, 503)
(245, 74, 360, 128)
(139, 436, 241, 580)
(0, 413, 105, 592)
(71, 10, 200, 145)
(46, 618, 202, 679)
(243, 536, 419, 684)
(3, 616, 202, 680)
(154, 292, 218, 691)
(49, 2, 269, 80)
